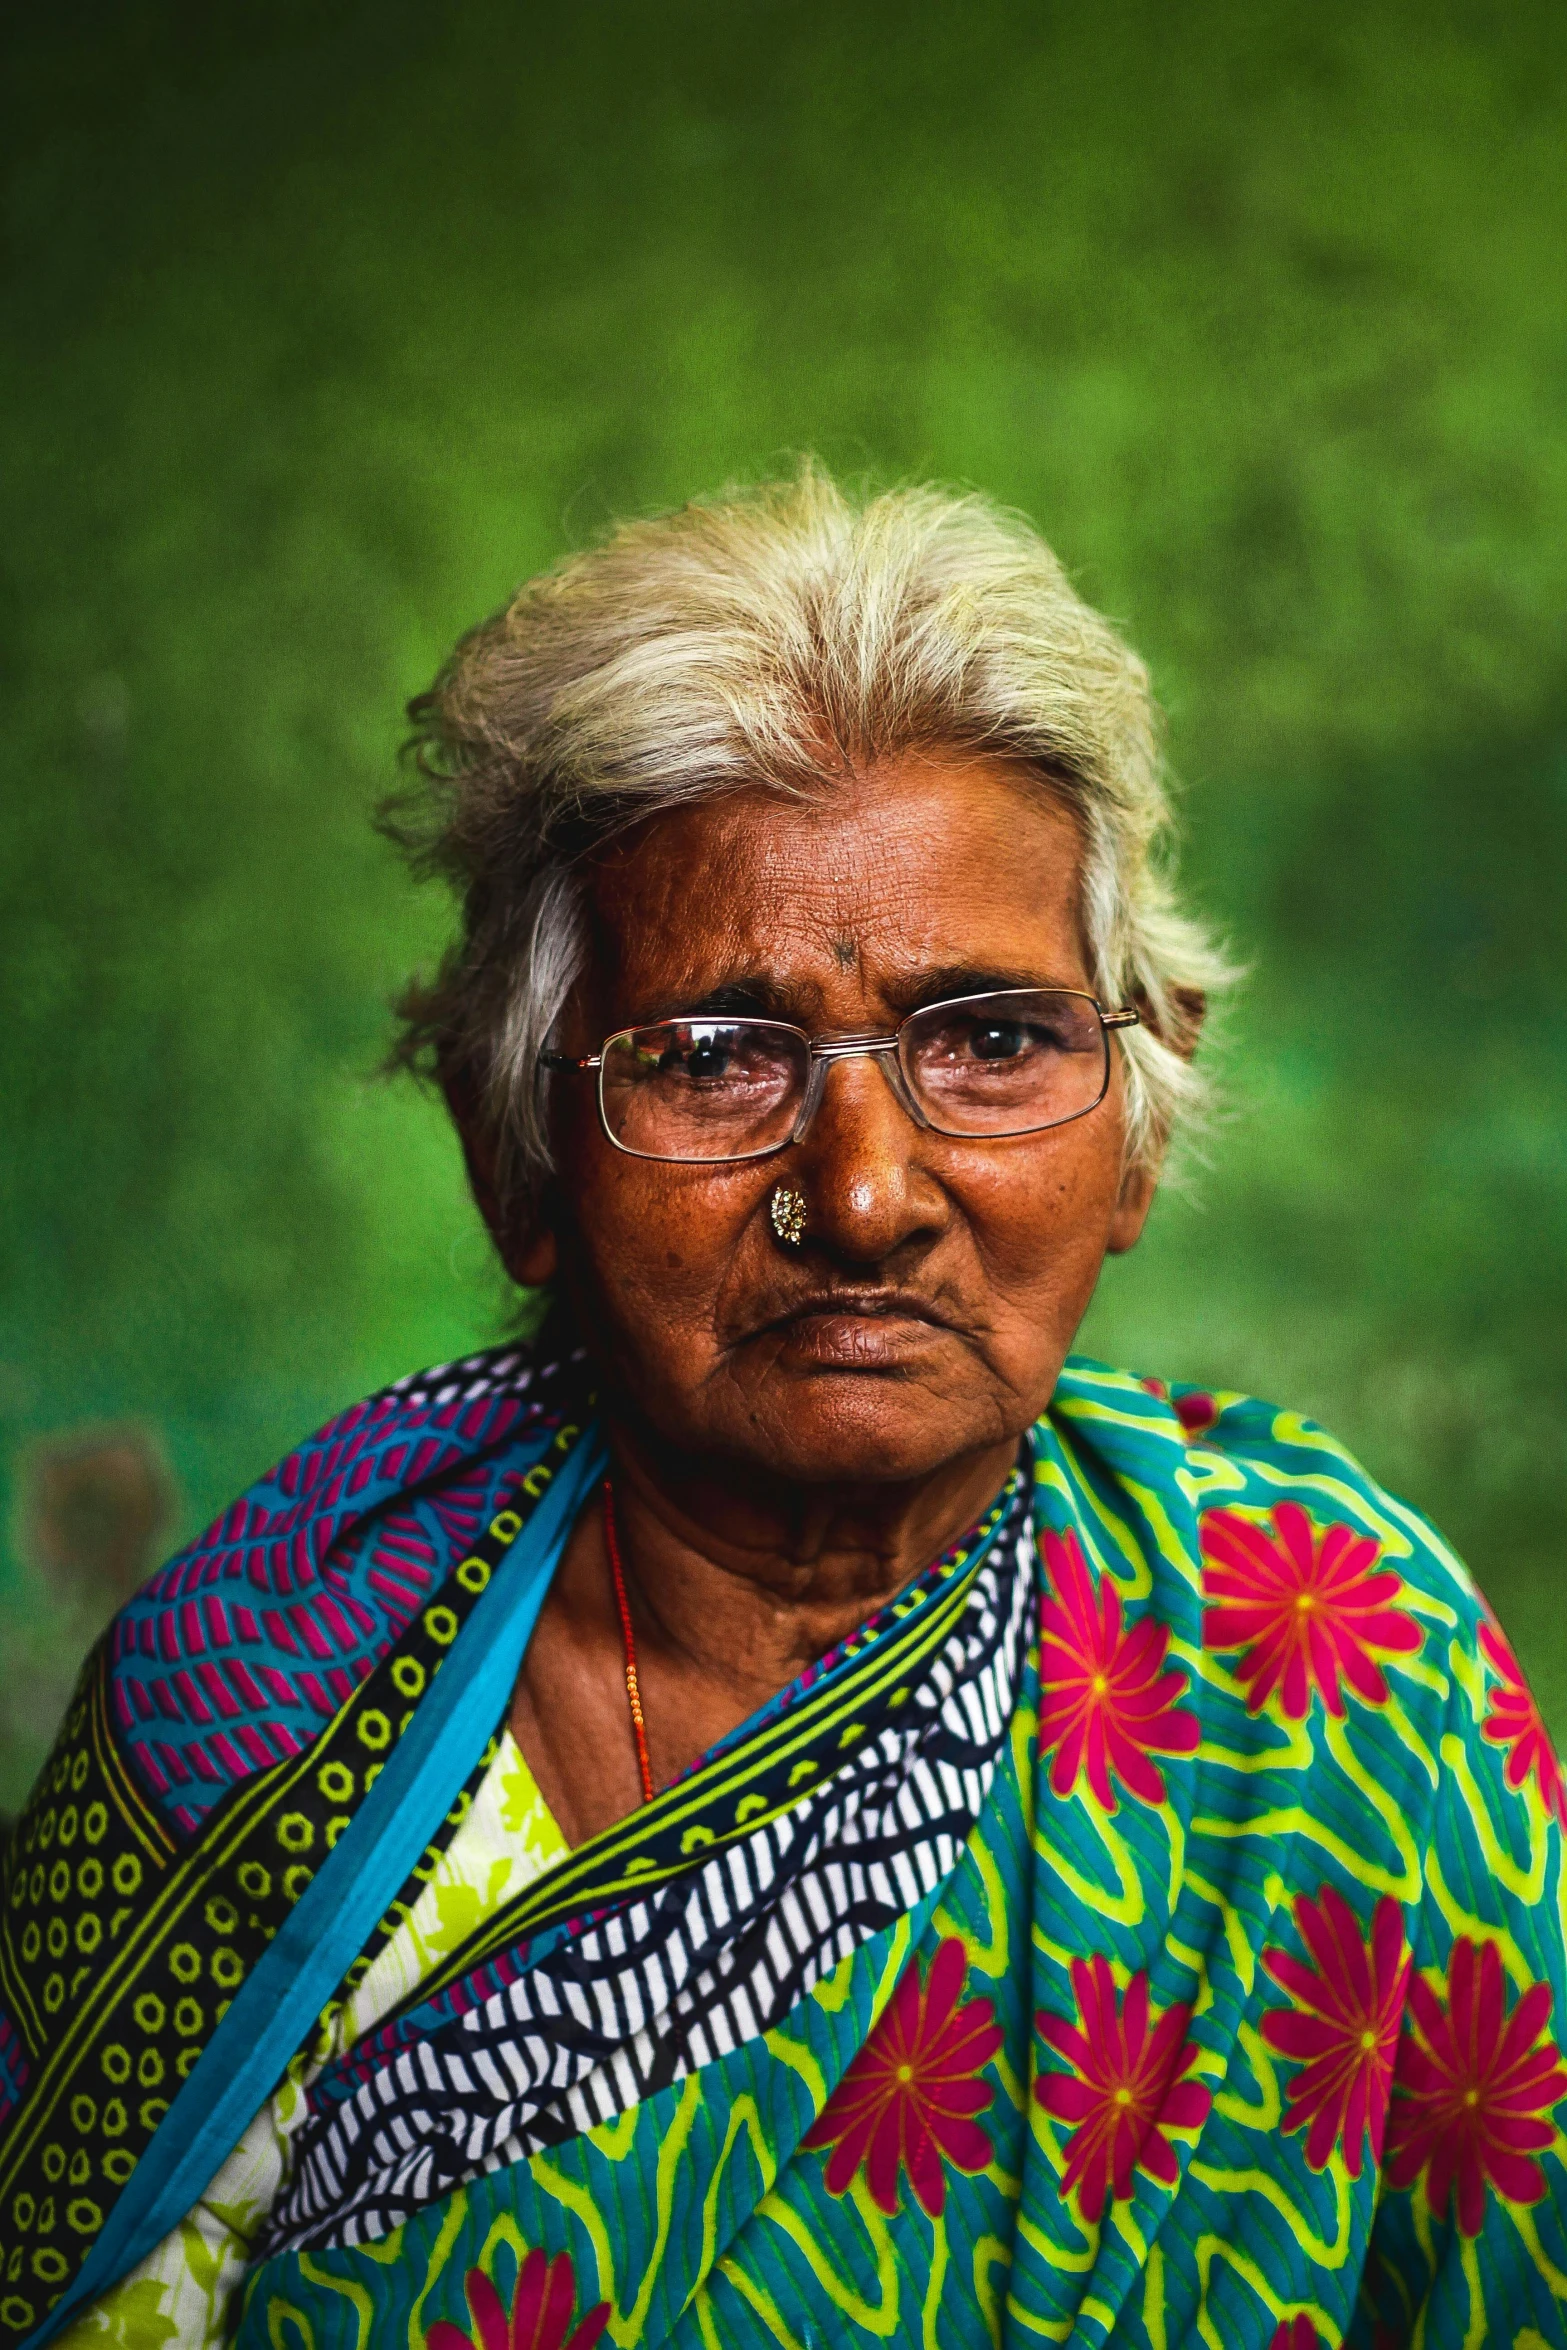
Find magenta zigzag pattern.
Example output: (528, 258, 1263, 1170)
(107, 1348, 575, 1838)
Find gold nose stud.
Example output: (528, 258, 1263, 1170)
(769, 1181, 807, 1249)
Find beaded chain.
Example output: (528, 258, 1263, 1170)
(602, 1478, 655, 1804)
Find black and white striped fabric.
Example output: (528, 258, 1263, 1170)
(258, 1474, 1037, 2257)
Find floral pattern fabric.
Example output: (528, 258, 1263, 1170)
(1033, 1955, 1213, 2222)
(801, 1935, 1004, 2217)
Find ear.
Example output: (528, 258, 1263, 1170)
(440, 1054, 558, 1289)
(1150, 984, 1207, 1059)
(508, 1221, 559, 1286)
(1106, 1159, 1158, 1256)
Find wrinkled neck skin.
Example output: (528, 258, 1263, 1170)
(595, 1364, 1023, 1696)
(509, 1358, 1024, 1851)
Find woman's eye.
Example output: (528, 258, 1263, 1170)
(970, 1022, 1029, 1060)
(664, 1038, 731, 1079)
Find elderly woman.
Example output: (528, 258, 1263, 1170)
(3, 470, 1564, 2350)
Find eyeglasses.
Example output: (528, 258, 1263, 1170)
(540, 987, 1140, 1164)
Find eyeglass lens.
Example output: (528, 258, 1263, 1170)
(596, 989, 1111, 1162)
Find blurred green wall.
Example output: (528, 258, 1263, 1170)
(3, 0, 1565, 1801)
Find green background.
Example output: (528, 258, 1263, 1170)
(3, 0, 1564, 1804)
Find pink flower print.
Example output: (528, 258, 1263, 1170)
(802, 1937, 1002, 2217)
(1385, 1936, 1567, 2236)
(1138, 1376, 1219, 1441)
(1201, 1502, 1421, 1719)
(1479, 1618, 1566, 1827)
(1261, 1885, 1410, 2177)
(426, 2250, 610, 2350)
(1034, 1955, 1212, 2222)
(1039, 1528, 1200, 1811)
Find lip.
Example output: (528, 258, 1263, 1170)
(746, 1290, 960, 1368)
(760, 1289, 957, 1334)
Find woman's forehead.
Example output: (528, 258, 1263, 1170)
(586, 756, 1089, 1006)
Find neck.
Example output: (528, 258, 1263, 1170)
(599, 1413, 1019, 1706)
(509, 1377, 1023, 1848)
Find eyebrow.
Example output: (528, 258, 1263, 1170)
(892, 963, 1077, 1009)
(633, 964, 1081, 1027)
(646, 979, 786, 1021)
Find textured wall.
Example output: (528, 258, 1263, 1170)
(2, 0, 1564, 1800)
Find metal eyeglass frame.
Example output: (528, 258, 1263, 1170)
(539, 987, 1142, 1164)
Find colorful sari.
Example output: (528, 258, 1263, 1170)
(2, 1341, 1564, 2349)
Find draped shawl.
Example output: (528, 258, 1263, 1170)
(2, 1344, 1564, 2350)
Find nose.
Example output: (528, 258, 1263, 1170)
(787, 1052, 947, 1264)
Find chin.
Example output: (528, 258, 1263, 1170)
(721, 1375, 1012, 1489)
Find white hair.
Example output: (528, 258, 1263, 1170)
(387, 462, 1232, 1227)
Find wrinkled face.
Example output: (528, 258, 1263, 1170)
(527, 753, 1158, 1490)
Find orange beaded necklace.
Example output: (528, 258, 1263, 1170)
(602, 1479, 655, 1805)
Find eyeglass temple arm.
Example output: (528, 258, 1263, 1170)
(540, 1048, 603, 1071)
(1101, 1007, 1141, 1029)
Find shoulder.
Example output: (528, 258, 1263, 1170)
(1049, 1351, 1478, 1620)
(1035, 1359, 1567, 1860)
(102, 1340, 585, 1837)
(1042, 1356, 1496, 1763)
